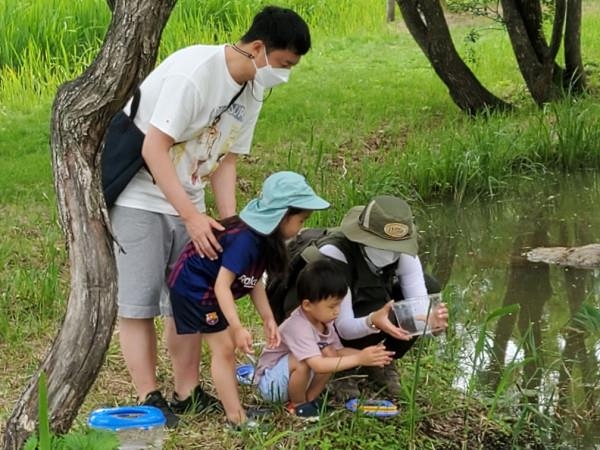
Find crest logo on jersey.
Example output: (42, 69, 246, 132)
(205, 312, 219, 326)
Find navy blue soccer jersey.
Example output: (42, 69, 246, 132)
(168, 218, 267, 305)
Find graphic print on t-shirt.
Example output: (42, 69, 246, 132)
(169, 108, 244, 188)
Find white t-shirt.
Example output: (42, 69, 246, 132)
(115, 44, 264, 215)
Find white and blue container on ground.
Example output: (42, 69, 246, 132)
(236, 363, 255, 385)
(88, 405, 166, 449)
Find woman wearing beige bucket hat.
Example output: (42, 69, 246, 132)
(276, 195, 449, 399)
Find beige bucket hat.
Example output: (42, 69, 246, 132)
(340, 195, 418, 256)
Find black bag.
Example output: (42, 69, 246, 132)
(101, 83, 248, 208)
(266, 227, 330, 324)
(101, 88, 146, 208)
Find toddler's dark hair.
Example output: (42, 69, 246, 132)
(296, 259, 347, 303)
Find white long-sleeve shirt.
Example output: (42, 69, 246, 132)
(318, 244, 428, 340)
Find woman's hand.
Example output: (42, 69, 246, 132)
(430, 302, 449, 333)
(370, 300, 413, 341)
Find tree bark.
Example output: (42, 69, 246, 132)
(564, 0, 586, 92)
(399, 1, 586, 110)
(500, 0, 566, 104)
(397, 0, 510, 114)
(2, 1, 176, 448)
(387, 0, 396, 22)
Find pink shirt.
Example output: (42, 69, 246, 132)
(255, 307, 343, 381)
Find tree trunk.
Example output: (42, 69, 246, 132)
(564, 0, 586, 93)
(387, 0, 396, 22)
(399, 1, 587, 110)
(500, 0, 566, 104)
(2, 1, 176, 448)
(397, 0, 510, 114)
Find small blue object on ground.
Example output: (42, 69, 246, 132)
(236, 363, 255, 385)
(345, 398, 399, 417)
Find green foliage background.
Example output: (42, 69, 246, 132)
(2, 1, 600, 448)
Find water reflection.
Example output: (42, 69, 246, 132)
(418, 172, 600, 449)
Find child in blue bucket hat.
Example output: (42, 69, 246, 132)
(168, 171, 329, 428)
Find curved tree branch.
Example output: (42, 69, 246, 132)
(547, 0, 566, 61)
(398, 0, 509, 114)
(564, 0, 586, 92)
(501, 0, 562, 103)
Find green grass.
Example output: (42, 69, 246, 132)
(2, 0, 600, 448)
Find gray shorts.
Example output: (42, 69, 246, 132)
(110, 206, 189, 319)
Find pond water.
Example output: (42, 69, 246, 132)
(418, 171, 600, 449)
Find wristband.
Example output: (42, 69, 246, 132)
(366, 312, 379, 331)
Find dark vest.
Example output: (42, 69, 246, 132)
(316, 232, 397, 317)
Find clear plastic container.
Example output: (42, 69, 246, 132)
(392, 293, 442, 337)
(88, 406, 165, 450)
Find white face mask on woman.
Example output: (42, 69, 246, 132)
(363, 246, 401, 268)
(253, 47, 290, 89)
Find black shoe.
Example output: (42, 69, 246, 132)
(360, 364, 402, 398)
(311, 397, 333, 413)
(171, 384, 224, 414)
(328, 375, 362, 402)
(141, 390, 180, 429)
(286, 401, 320, 422)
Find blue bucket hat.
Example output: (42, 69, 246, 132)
(240, 171, 330, 235)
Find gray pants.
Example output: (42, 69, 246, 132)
(110, 206, 189, 318)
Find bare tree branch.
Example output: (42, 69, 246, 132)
(398, 0, 509, 114)
(564, 0, 586, 92)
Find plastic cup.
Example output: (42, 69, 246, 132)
(392, 293, 442, 337)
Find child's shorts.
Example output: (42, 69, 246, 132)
(170, 290, 229, 334)
(257, 355, 290, 403)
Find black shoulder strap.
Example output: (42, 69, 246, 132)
(127, 82, 245, 127)
(211, 82, 248, 126)
(227, 82, 247, 109)
(128, 88, 141, 120)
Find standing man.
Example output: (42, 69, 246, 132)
(107, 6, 311, 427)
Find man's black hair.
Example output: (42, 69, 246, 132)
(241, 5, 311, 55)
(296, 259, 347, 303)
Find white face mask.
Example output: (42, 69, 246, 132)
(253, 48, 290, 89)
(364, 246, 401, 268)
